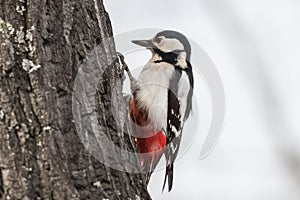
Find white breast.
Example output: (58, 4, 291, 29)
(136, 62, 174, 131)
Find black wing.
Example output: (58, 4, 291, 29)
(162, 64, 193, 192)
(162, 67, 182, 192)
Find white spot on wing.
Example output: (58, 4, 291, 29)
(170, 143, 175, 152)
(171, 125, 180, 137)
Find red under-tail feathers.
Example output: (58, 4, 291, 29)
(129, 98, 166, 172)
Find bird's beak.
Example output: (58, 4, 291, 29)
(132, 39, 154, 48)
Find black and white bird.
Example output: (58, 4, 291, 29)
(123, 30, 194, 192)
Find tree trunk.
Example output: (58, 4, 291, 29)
(0, 0, 150, 199)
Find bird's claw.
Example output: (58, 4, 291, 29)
(117, 52, 129, 72)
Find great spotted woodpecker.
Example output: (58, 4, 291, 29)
(123, 30, 194, 192)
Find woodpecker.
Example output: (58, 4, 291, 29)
(123, 30, 194, 191)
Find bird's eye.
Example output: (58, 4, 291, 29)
(156, 37, 162, 43)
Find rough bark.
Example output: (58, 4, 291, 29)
(0, 0, 150, 199)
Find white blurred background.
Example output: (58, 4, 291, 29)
(104, 0, 300, 199)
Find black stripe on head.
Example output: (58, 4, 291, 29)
(153, 49, 178, 65)
(155, 30, 191, 61)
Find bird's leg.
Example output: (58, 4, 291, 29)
(117, 52, 140, 94)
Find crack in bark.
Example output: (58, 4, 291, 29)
(0, 167, 3, 199)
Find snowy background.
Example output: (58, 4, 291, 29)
(104, 0, 300, 199)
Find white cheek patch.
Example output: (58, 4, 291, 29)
(159, 38, 184, 53)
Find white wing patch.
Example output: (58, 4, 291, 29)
(171, 125, 180, 137)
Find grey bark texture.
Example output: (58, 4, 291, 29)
(0, 0, 150, 199)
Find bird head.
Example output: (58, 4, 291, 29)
(132, 30, 191, 68)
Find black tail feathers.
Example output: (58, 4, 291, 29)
(162, 164, 174, 192)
